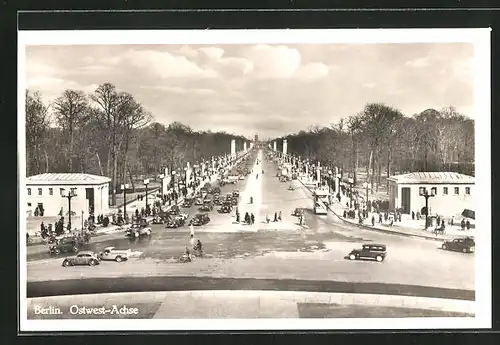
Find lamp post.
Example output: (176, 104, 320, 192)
(419, 187, 436, 230)
(61, 189, 77, 230)
(363, 182, 372, 206)
(159, 174, 165, 198)
(347, 178, 354, 208)
(144, 179, 150, 209)
(121, 183, 129, 220)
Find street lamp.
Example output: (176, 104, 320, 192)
(347, 178, 354, 208)
(419, 187, 436, 230)
(121, 183, 129, 220)
(143, 179, 150, 209)
(159, 174, 165, 198)
(363, 182, 372, 206)
(61, 189, 77, 230)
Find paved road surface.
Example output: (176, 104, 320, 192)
(26, 149, 475, 292)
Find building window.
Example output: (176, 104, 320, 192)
(60, 188, 65, 196)
(465, 187, 470, 195)
(71, 187, 77, 195)
(27, 203, 32, 207)
(27, 188, 31, 196)
(443, 187, 448, 195)
(49, 188, 53, 195)
(38, 188, 42, 196)
(454, 187, 459, 195)
(430, 187, 437, 195)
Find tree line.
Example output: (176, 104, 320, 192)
(26, 83, 248, 205)
(275, 103, 474, 192)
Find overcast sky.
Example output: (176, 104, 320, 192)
(26, 43, 474, 139)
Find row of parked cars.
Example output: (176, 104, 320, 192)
(61, 246, 132, 267)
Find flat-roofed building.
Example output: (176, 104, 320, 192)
(387, 172, 474, 216)
(25, 173, 111, 217)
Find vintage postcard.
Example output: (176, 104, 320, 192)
(18, 28, 491, 331)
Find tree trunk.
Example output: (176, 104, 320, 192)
(377, 155, 381, 192)
(68, 129, 74, 172)
(127, 164, 136, 192)
(44, 149, 49, 173)
(111, 148, 118, 206)
(369, 149, 374, 195)
(96, 152, 104, 176)
(386, 146, 392, 194)
(106, 149, 111, 176)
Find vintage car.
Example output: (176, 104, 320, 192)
(168, 205, 181, 216)
(166, 216, 186, 228)
(62, 251, 100, 267)
(441, 237, 475, 253)
(279, 176, 288, 182)
(348, 244, 387, 262)
(230, 197, 238, 206)
(126, 221, 152, 238)
(218, 204, 232, 213)
(232, 190, 240, 197)
(194, 197, 204, 206)
(199, 203, 214, 212)
(178, 212, 189, 221)
(189, 213, 211, 226)
(204, 196, 213, 204)
(212, 187, 221, 195)
(181, 198, 194, 208)
(98, 247, 130, 262)
(213, 196, 222, 205)
(50, 235, 87, 255)
(152, 212, 169, 224)
(292, 208, 304, 217)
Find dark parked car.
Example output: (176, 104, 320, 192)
(168, 205, 180, 215)
(182, 198, 193, 208)
(348, 244, 387, 262)
(189, 213, 210, 226)
(213, 196, 222, 205)
(230, 197, 238, 206)
(62, 251, 100, 267)
(442, 237, 475, 253)
(219, 204, 232, 213)
(152, 212, 169, 224)
(232, 190, 240, 197)
(199, 203, 214, 212)
(212, 187, 221, 195)
(166, 216, 186, 228)
(50, 236, 83, 255)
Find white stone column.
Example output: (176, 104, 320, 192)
(273, 141, 277, 151)
(231, 139, 236, 156)
(335, 166, 340, 194)
(244, 142, 247, 151)
(283, 139, 287, 156)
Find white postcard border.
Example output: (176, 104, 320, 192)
(18, 28, 491, 331)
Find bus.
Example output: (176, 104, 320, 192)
(313, 186, 329, 215)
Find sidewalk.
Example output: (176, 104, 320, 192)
(297, 179, 469, 242)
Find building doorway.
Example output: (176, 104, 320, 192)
(86, 188, 95, 214)
(401, 187, 411, 214)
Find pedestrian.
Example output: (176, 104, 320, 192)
(461, 219, 466, 230)
(278, 211, 282, 221)
(466, 220, 470, 230)
(236, 212, 240, 223)
(190, 224, 195, 237)
(251, 213, 255, 225)
(379, 213, 382, 223)
(451, 216, 454, 226)
(343, 210, 347, 218)
(266, 214, 270, 223)
(244, 212, 250, 224)
(189, 234, 195, 248)
(274, 212, 278, 222)
(411, 211, 415, 220)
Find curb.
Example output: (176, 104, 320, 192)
(295, 179, 449, 242)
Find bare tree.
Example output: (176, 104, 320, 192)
(25, 90, 50, 175)
(52, 89, 90, 171)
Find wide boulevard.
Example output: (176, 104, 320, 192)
(26, 149, 474, 300)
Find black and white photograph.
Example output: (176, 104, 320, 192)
(18, 29, 491, 331)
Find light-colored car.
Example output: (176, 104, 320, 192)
(62, 251, 100, 267)
(98, 246, 131, 262)
(126, 222, 152, 238)
(178, 212, 189, 221)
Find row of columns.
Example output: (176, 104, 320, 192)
(268, 139, 341, 194)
